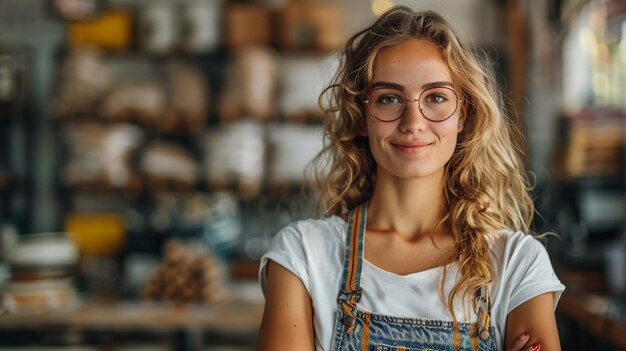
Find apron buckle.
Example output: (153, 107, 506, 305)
(480, 328, 490, 340)
(342, 315, 356, 328)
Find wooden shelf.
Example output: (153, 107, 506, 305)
(556, 265, 626, 350)
(231, 260, 260, 280)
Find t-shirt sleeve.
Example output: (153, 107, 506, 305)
(501, 233, 565, 313)
(258, 224, 311, 296)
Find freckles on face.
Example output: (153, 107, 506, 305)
(364, 39, 463, 180)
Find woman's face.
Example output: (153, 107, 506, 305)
(364, 39, 464, 182)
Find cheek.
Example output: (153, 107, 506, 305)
(365, 125, 389, 161)
(437, 121, 460, 141)
(437, 126, 460, 156)
(365, 118, 392, 140)
(443, 129, 458, 142)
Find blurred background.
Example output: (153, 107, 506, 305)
(0, 0, 624, 350)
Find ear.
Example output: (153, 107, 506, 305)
(360, 104, 369, 136)
(360, 112, 368, 136)
(360, 125, 368, 137)
(457, 100, 468, 133)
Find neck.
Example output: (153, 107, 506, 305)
(367, 168, 448, 241)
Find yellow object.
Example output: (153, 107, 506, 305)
(69, 9, 133, 51)
(65, 213, 126, 256)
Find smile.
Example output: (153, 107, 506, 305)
(391, 142, 432, 154)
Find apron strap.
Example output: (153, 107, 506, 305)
(336, 202, 368, 334)
(337, 202, 368, 300)
(475, 285, 492, 341)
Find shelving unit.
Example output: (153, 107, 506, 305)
(0, 8, 343, 350)
(36, 3, 346, 318)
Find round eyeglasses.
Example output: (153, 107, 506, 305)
(363, 86, 463, 122)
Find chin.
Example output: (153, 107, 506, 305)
(385, 165, 445, 181)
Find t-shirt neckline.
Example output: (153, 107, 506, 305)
(331, 214, 456, 281)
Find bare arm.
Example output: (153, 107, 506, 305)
(257, 260, 315, 351)
(505, 292, 561, 351)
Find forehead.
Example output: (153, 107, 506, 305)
(372, 39, 452, 85)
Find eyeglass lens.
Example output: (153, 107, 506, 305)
(367, 87, 458, 122)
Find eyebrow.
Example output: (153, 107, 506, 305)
(370, 81, 455, 90)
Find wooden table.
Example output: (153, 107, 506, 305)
(0, 299, 264, 350)
(558, 293, 626, 350)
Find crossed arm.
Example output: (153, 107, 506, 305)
(505, 292, 561, 351)
(257, 261, 315, 351)
(257, 260, 561, 351)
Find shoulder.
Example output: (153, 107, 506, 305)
(487, 230, 565, 338)
(487, 230, 564, 310)
(486, 230, 549, 264)
(259, 216, 346, 293)
(272, 215, 346, 250)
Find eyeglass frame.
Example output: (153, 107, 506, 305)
(362, 84, 464, 123)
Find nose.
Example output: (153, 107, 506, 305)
(399, 99, 427, 133)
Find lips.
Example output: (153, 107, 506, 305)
(391, 141, 433, 153)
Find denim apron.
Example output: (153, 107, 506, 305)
(330, 202, 497, 351)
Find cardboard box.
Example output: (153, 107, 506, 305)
(225, 5, 272, 49)
(276, 2, 345, 52)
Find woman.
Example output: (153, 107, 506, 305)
(258, 6, 564, 351)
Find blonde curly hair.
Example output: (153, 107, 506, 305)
(311, 6, 534, 318)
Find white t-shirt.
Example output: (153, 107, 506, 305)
(259, 216, 565, 351)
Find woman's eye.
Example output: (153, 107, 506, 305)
(424, 93, 448, 103)
(378, 95, 402, 104)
